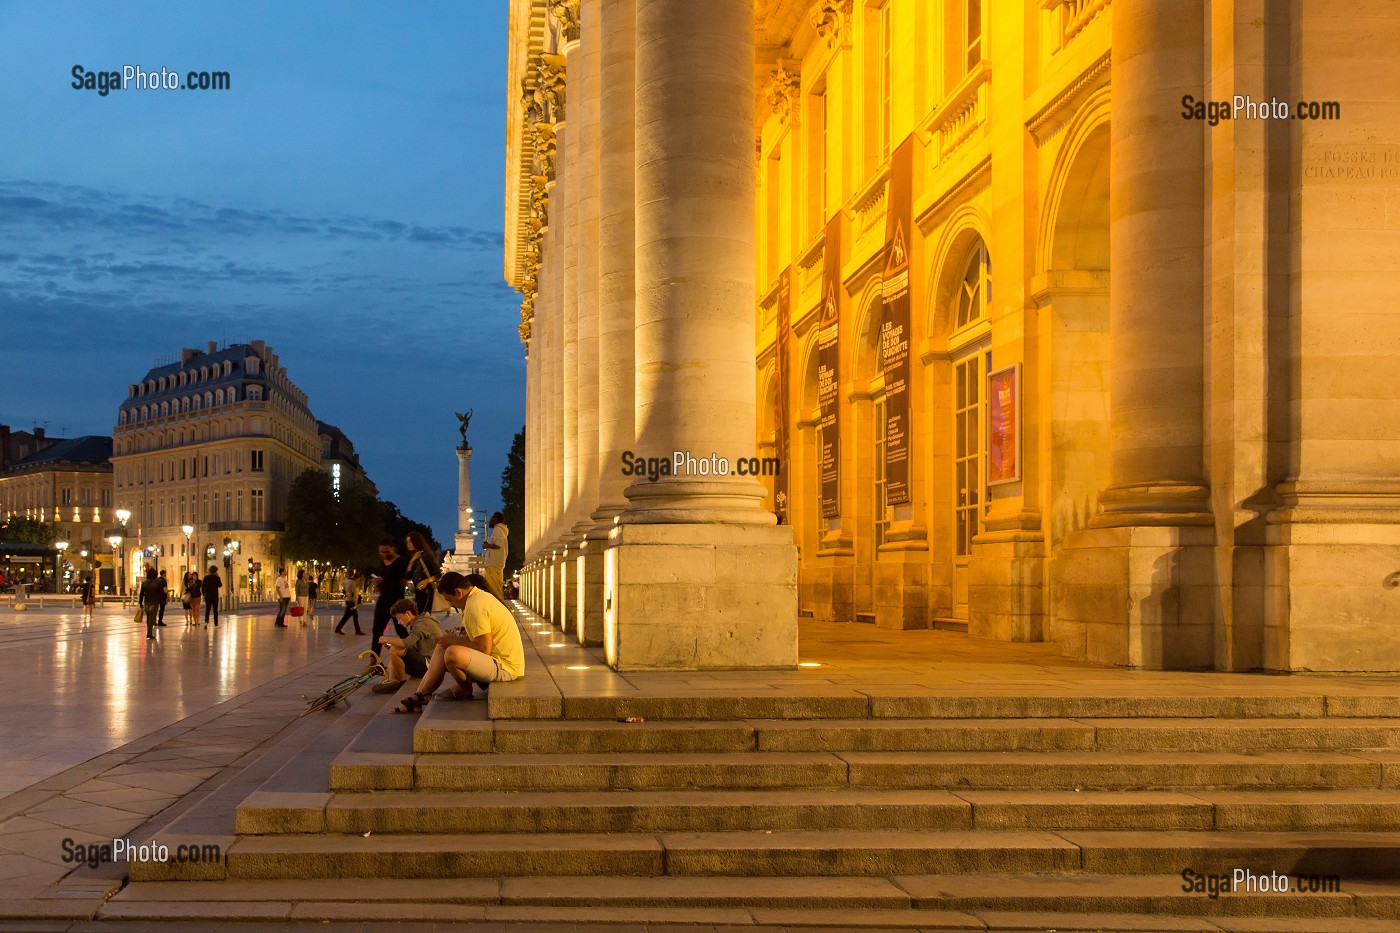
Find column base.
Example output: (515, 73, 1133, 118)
(1265, 499, 1400, 672)
(1053, 523, 1215, 669)
(604, 523, 798, 670)
(969, 530, 1046, 642)
(575, 535, 606, 647)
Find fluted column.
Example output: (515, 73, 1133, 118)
(603, 0, 796, 670)
(594, 0, 637, 523)
(1100, 0, 1208, 522)
(621, 0, 768, 524)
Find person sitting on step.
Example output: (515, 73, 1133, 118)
(372, 598, 442, 694)
(391, 572, 524, 713)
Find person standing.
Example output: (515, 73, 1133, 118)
(139, 567, 162, 641)
(335, 568, 364, 635)
(307, 574, 320, 623)
(481, 512, 508, 602)
(273, 567, 291, 627)
(202, 565, 222, 627)
(79, 574, 95, 622)
(184, 571, 201, 625)
(369, 539, 409, 663)
(156, 570, 170, 627)
(404, 531, 441, 615)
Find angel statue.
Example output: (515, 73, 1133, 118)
(454, 409, 473, 449)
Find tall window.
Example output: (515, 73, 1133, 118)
(964, 0, 982, 74)
(956, 240, 990, 329)
(953, 356, 983, 557)
(250, 489, 264, 523)
(251, 449, 264, 472)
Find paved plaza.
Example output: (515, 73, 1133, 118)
(2, 600, 1400, 930)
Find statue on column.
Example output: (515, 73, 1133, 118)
(454, 409, 473, 450)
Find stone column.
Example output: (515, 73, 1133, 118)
(572, 0, 605, 645)
(1056, 1, 1213, 669)
(586, 0, 638, 646)
(604, 0, 797, 670)
(560, 29, 583, 548)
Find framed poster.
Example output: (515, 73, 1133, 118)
(987, 362, 1021, 486)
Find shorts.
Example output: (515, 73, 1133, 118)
(403, 648, 429, 678)
(447, 645, 519, 684)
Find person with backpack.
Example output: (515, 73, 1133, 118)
(138, 567, 163, 641)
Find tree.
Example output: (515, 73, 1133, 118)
(0, 516, 57, 547)
(282, 469, 339, 564)
(500, 427, 525, 579)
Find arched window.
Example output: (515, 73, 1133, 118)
(160, 401, 169, 418)
(204, 391, 213, 408)
(955, 239, 990, 330)
(215, 389, 225, 406)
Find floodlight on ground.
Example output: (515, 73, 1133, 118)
(798, 662, 823, 668)
(549, 643, 567, 648)
(566, 665, 590, 671)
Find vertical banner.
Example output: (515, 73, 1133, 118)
(881, 137, 914, 506)
(987, 363, 1021, 485)
(818, 215, 843, 519)
(773, 266, 792, 522)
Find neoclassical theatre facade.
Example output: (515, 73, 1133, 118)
(506, 0, 1400, 672)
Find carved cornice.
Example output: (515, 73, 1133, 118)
(812, 0, 853, 48)
(1026, 51, 1110, 143)
(765, 62, 801, 124)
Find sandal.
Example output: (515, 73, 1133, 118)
(391, 691, 431, 714)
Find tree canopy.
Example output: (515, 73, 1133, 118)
(0, 516, 58, 547)
(500, 427, 525, 578)
(283, 468, 441, 573)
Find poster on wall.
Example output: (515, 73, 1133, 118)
(987, 362, 1021, 485)
(773, 266, 792, 522)
(818, 214, 842, 519)
(881, 136, 914, 506)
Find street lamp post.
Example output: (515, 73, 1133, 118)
(221, 538, 241, 610)
(107, 533, 123, 601)
(114, 509, 131, 597)
(54, 541, 68, 594)
(182, 524, 193, 578)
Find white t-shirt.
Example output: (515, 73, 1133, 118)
(274, 574, 290, 599)
(461, 587, 524, 678)
(484, 523, 508, 569)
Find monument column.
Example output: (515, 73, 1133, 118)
(603, 0, 797, 670)
(442, 430, 479, 574)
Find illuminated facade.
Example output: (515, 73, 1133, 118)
(110, 341, 323, 593)
(0, 432, 114, 585)
(507, 0, 1400, 672)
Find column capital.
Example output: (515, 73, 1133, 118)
(548, 0, 580, 43)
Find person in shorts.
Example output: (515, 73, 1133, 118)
(390, 572, 524, 713)
(373, 598, 442, 693)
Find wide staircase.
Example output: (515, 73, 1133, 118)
(117, 611, 1400, 930)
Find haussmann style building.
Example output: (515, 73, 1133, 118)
(111, 341, 327, 596)
(506, 0, 1400, 673)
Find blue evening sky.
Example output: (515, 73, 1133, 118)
(0, 0, 520, 549)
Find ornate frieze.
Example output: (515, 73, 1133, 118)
(531, 122, 557, 180)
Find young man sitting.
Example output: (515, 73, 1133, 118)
(391, 571, 524, 714)
(372, 598, 443, 694)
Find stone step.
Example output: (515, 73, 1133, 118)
(327, 748, 1389, 793)
(405, 715, 1400, 757)
(135, 829, 1400, 882)
(237, 788, 1400, 836)
(487, 690, 1400, 722)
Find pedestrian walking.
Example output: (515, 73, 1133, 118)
(335, 569, 365, 634)
(307, 574, 320, 622)
(138, 567, 162, 640)
(79, 575, 95, 622)
(183, 571, 201, 625)
(368, 540, 408, 665)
